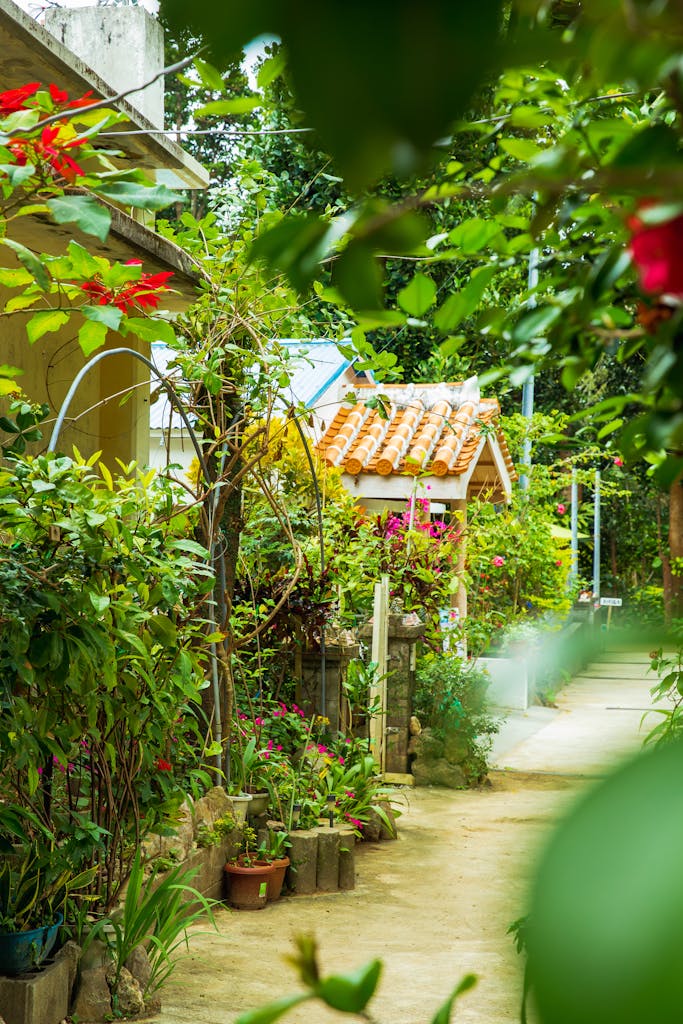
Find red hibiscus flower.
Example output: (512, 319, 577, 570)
(628, 204, 683, 298)
(0, 83, 40, 115)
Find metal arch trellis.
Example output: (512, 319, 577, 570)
(46, 346, 227, 770)
(47, 347, 331, 769)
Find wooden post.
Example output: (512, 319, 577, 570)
(451, 499, 468, 621)
(369, 575, 389, 773)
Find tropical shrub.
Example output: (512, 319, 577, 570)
(413, 654, 499, 784)
(0, 453, 215, 908)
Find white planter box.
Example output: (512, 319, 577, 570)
(478, 655, 530, 711)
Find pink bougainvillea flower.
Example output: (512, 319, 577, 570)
(345, 815, 363, 829)
(628, 204, 683, 298)
(155, 757, 172, 771)
(556, 503, 566, 515)
(0, 82, 40, 114)
(492, 555, 505, 567)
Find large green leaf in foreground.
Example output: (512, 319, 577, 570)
(528, 739, 683, 1024)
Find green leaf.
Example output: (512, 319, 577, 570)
(528, 741, 683, 1024)
(26, 310, 69, 344)
(499, 137, 544, 161)
(316, 960, 382, 1013)
(47, 195, 111, 242)
(0, 162, 35, 187)
(195, 97, 261, 117)
(89, 593, 110, 614)
(448, 218, 503, 254)
(249, 215, 331, 293)
(5, 294, 41, 313)
(434, 266, 497, 332)
(148, 615, 178, 645)
(82, 304, 123, 331)
(91, 181, 181, 211)
(509, 107, 553, 129)
(122, 317, 177, 346)
(257, 51, 287, 89)
(430, 974, 478, 1024)
(1, 239, 49, 290)
(398, 273, 437, 316)
(162, 0, 504, 189)
(334, 242, 383, 310)
(0, 267, 33, 288)
(78, 320, 108, 357)
(233, 993, 311, 1024)
(194, 58, 226, 92)
(66, 241, 106, 279)
(511, 305, 562, 344)
(597, 418, 624, 439)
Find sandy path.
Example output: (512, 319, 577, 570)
(156, 650, 655, 1024)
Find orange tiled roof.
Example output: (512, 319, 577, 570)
(317, 380, 516, 482)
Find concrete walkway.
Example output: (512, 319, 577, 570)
(157, 648, 658, 1024)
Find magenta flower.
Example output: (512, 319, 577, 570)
(317, 744, 328, 754)
(556, 503, 566, 515)
(492, 555, 505, 567)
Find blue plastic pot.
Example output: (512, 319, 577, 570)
(0, 913, 63, 975)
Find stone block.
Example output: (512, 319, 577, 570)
(316, 828, 341, 891)
(193, 786, 232, 831)
(412, 757, 466, 789)
(71, 966, 112, 1023)
(337, 830, 356, 890)
(286, 831, 318, 894)
(0, 954, 72, 1024)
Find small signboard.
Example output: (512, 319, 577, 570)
(599, 597, 622, 607)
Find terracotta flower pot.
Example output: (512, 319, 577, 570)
(224, 860, 274, 910)
(266, 856, 290, 901)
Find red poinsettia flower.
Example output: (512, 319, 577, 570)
(49, 83, 96, 110)
(628, 204, 683, 298)
(0, 83, 40, 115)
(78, 265, 174, 314)
(9, 124, 86, 182)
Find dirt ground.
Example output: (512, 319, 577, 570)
(155, 651, 654, 1024)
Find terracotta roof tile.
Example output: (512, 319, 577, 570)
(317, 380, 517, 483)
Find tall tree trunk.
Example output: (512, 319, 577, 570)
(669, 472, 683, 620)
(658, 492, 674, 623)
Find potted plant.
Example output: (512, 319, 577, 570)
(0, 805, 95, 974)
(258, 830, 291, 902)
(223, 827, 274, 910)
(229, 737, 270, 817)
